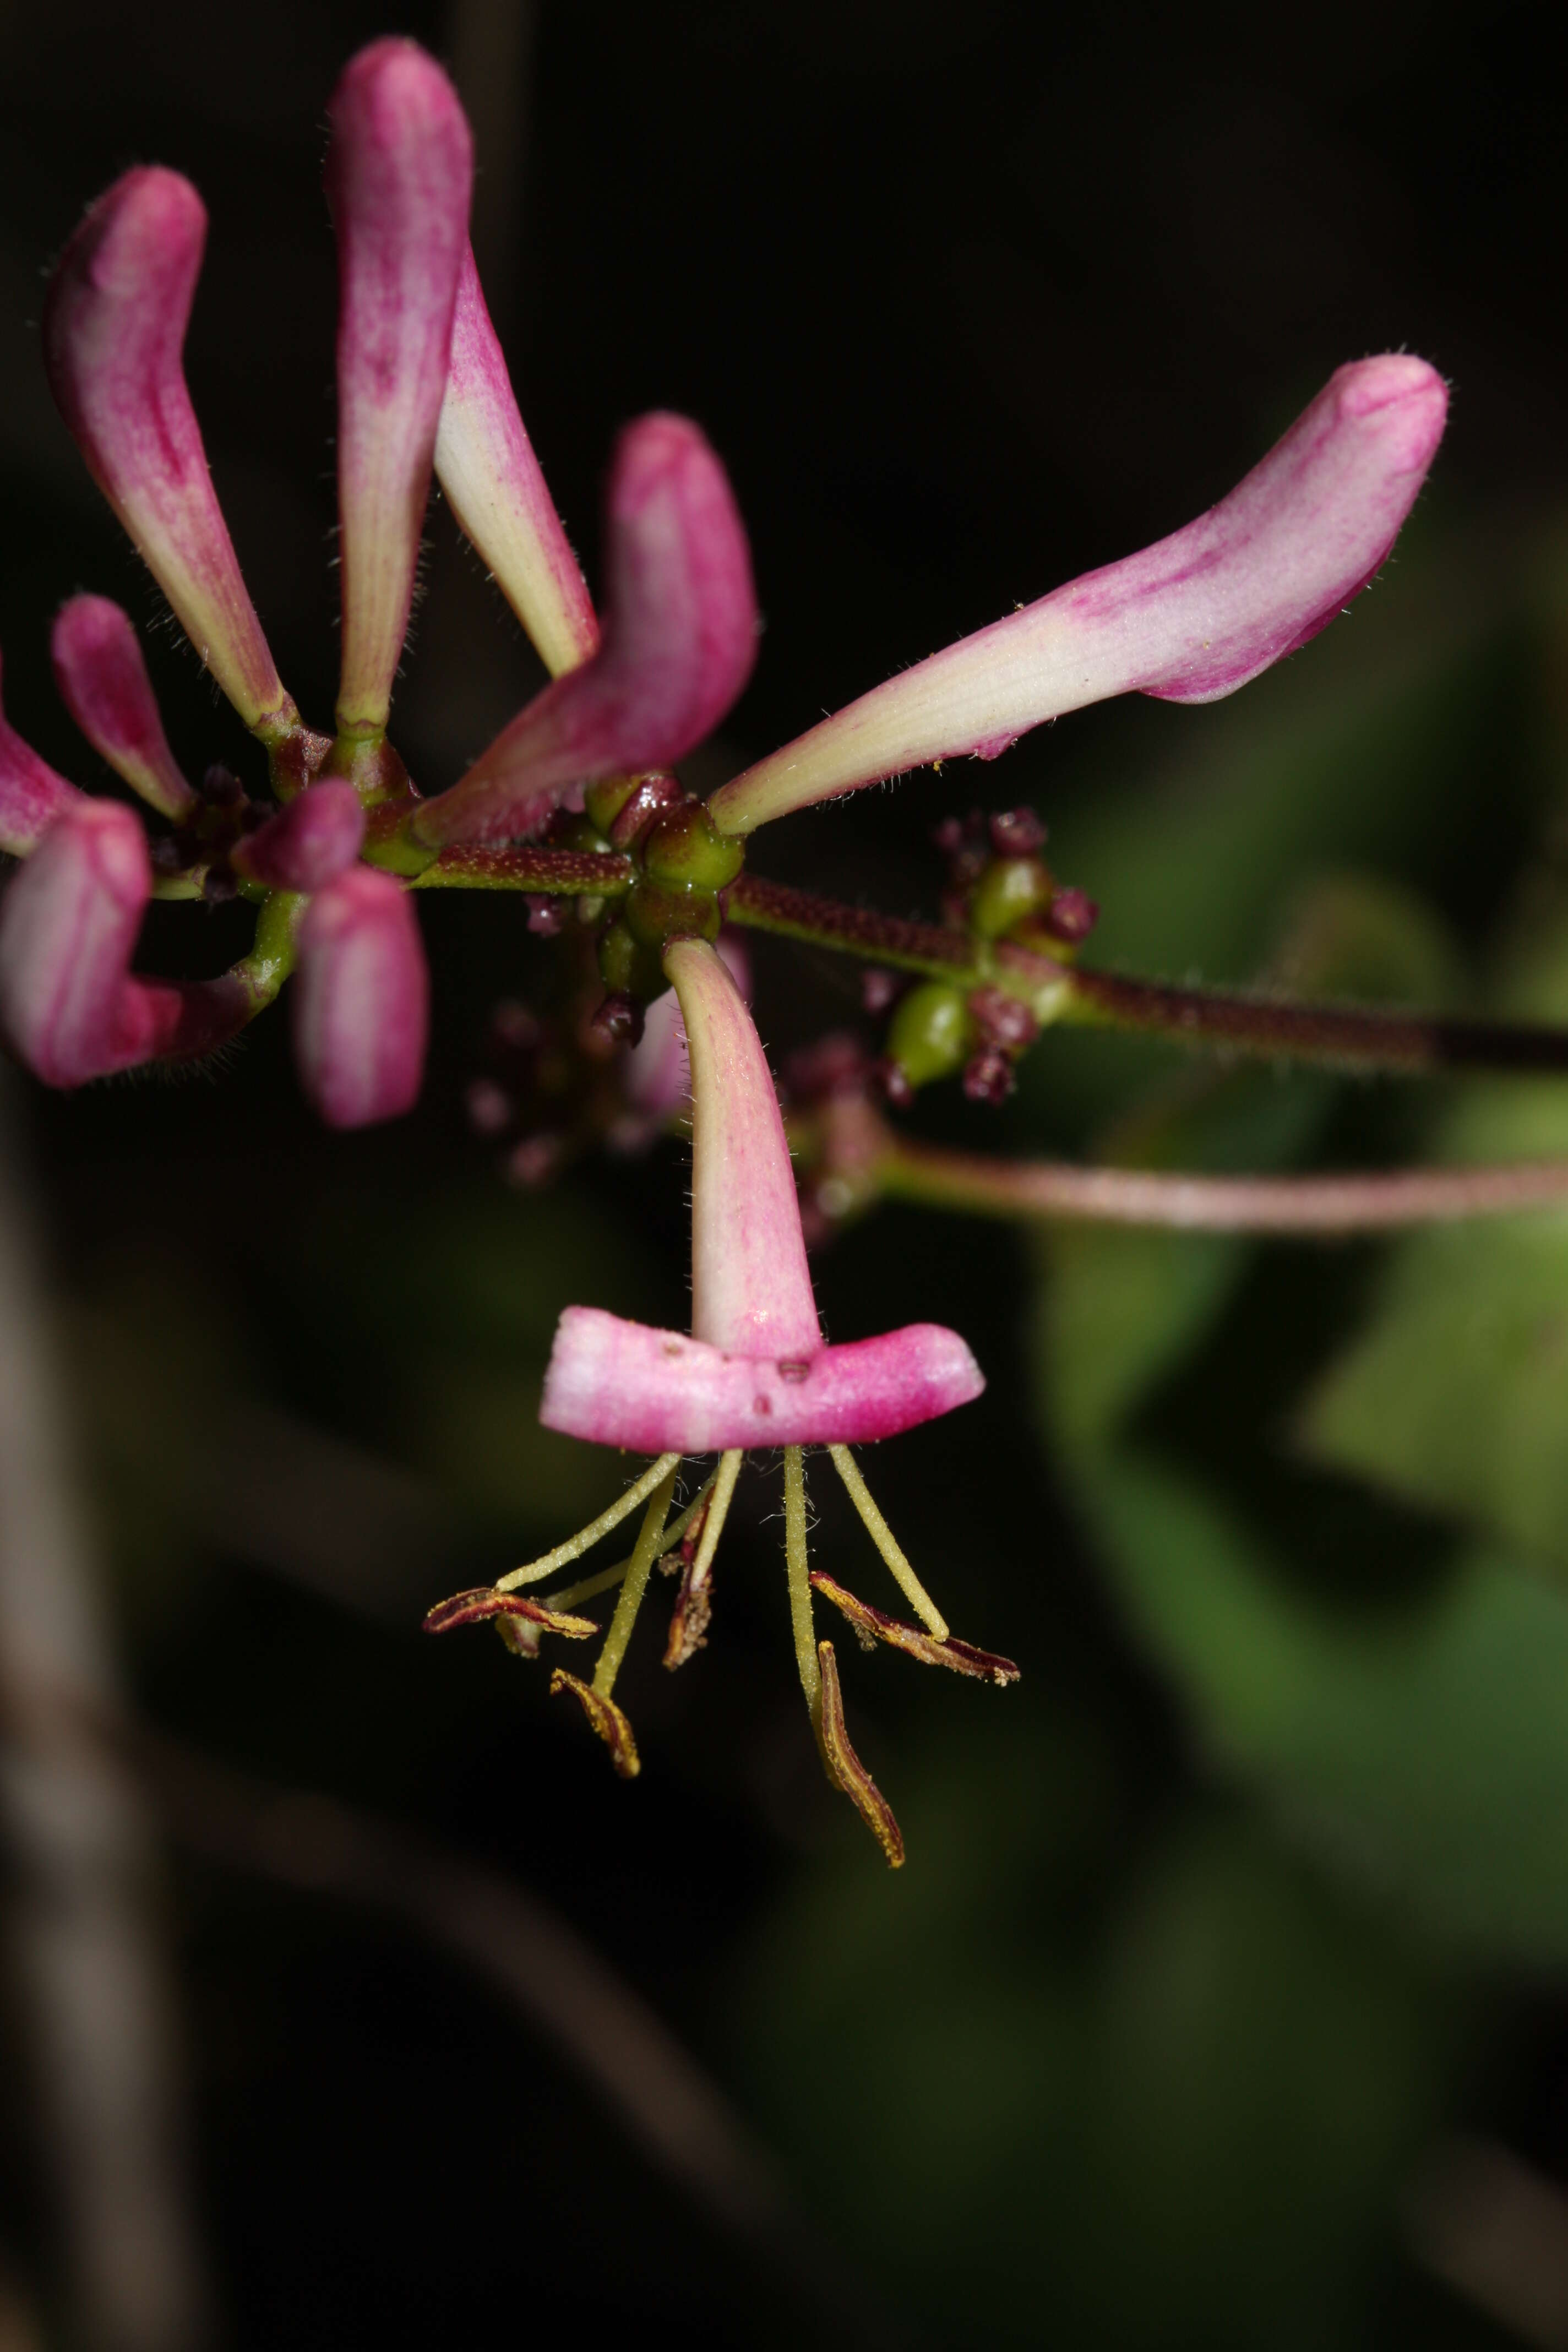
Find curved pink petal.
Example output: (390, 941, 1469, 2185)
(292, 867, 428, 1128)
(236, 780, 365, 893)
(326, 39, 473, 737)
(0, 800, 151, 1082)
(665, 934, 819, 1358)
(412, 412, 758, 848)
(540, 1305, 984, 1452)
(51, 595, 194, 819)
(1, 649, 87, 856)
(42, 169, 295, 739)
(434, 246, 598, 680)
(707, 355, 1449, 835)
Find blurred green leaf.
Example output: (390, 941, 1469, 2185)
(1302, 859, 1568, 1576)
(1084, 1449, 1568, 1962)
(735, 1719, 1441, 2346)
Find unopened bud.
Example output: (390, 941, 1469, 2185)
(293, 867, 428, 1128)
(1043, 886, 1099, 944)
(962, 1047, 1015, 1105)
(236, 780, 364, 893)
(988, 806, 1046, 856)
(885, 979, 974, 1091)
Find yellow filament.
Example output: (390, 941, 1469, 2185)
(690, 1449, 742, 1593)
(591, 1462, 680, 1697)
(782, 1446, 820, 1711)
(497, 1453, 682, 1591)
(826, 1444, 949, 1639)
(544, 1472, 720, 1611)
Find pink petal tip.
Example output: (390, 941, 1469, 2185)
(292, 866, 429, 1128)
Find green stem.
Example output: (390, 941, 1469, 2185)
(592, 1464, 680, 1699)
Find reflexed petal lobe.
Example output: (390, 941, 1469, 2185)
(42, 168, 293, 737)
(434, 244, 599, 680)
(412, 412, 758, 847)
(707, 355, 1448, 835)
(1, 649, 86, 855)
(326, 39, 474, 736)
(51, 595, 195, 819)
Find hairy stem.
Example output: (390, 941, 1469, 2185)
(877, 1128, 1568, 1234)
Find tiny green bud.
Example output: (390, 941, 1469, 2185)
(623, 879, 722, 951)
(583, 776, 640, 834)
(969, 854, 1052, 939)
(597, 917, 666, 1000)
(886, 981, 975, 1089)
(642, 801, 744, 891)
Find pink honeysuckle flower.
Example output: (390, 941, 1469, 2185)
(292, 865, 429, 1129)
(610, 928, 750, 1152)
(1, 651, 86, 856)
(236, 780, 366, 895)
(409, 412, 759, 850)
(427, 933, 1015, 1866)
(433, 244, 600, 682)
(43, 168, 298, 743)
(0, 801, 254, 1082)
(326, 39, 473, 744)
(50, 595, 196, 821)
(705, 355, 1449, 836)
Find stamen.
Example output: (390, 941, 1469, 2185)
(549, 1674, 641, 1778)
(816, 1640, 904, 1868)
(591, 1461, 681, 1698)
(496, 1452, 682, 1590)
(809, 1572, 1019, 1684)
(826, 1444, 949, 1639)
(663, 1449, 741, 1669)
(544, 1472, 721, 1612)
(782, 1445, 820, 1711)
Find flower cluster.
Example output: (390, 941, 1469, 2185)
(0, 35, 1449, 1857)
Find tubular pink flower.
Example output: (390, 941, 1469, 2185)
(326, 39, 473, 738)
(50, 595, 195, 819)
(0, 802, 251, 1082)
(1, 650, 86, 856)
(42, 169, 295, 740)
(411, 413, 759, 850)
(612, 930, 750, 1148)
(236, 780, 365, 894)
(292, 867, 429, 1128)
(707, 355, 1449, 836)
(434, 246, 599, 680)
(540, 935, 983, 1451)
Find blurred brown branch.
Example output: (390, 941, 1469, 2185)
(0, 1068, 210, 2352)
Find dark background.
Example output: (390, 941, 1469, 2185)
(6, 4, 1568, 2348)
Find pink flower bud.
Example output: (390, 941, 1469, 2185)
(236, 780, 365, 893)
(50, 595, 194, 819)
(292, 867, 429, 1128)
(1, 649, 86, 856)
(42, 170, 294, 738)
(434, 246, 598, 679)
(0, 801, 149, 1083)
(708, 355, 1449, 835)
(326, 39, 473, 737)
(412, 413, 758, 849)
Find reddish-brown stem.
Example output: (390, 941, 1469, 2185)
(1064, 965, 1568, 1075)
(878, 1130, 1568, 1234)
(725, 872, 975, 973)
